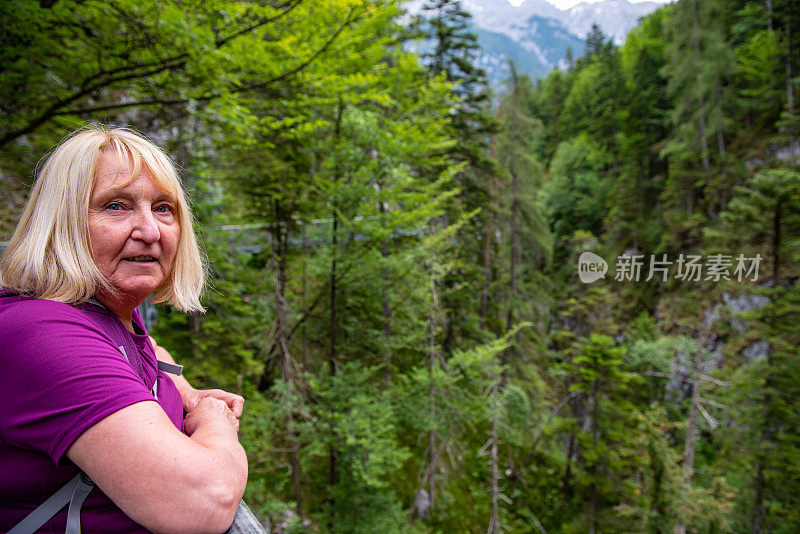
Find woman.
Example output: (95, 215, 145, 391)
(0, 127, 248, 533)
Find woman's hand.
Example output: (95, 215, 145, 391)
(149, 336, 244, 419)
(182, 387, 245, 419)
(184, 396, 240, 436)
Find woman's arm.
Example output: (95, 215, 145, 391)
(150, 336, 244, 418)
(67, 397, 247, 534)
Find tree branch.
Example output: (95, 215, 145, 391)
(699, 374, 730, 387)
(214, 0, 302, 48)
(0, 61, 185, 146)
(0, 0, 322, 146)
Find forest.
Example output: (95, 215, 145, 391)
(1, 0, 799, 532)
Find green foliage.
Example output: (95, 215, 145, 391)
(705, 169, 800, 280)
(543, 135, 611, 242)
(3, 0, 800, 531)
(308, 363, 409, 533)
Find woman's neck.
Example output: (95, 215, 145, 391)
(93, 292, 139, 333)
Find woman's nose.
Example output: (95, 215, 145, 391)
(131, 208, 160, 242)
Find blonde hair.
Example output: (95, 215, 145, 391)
(0, 126, 205, 312)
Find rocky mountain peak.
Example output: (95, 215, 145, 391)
(405, 0, 666, 86)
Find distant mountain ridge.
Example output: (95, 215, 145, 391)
(462, 0, 660, 43)
(405, 0, 663, 87)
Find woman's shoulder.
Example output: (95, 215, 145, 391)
(0, 292, 117, 354)
(0, 291, 89, 329)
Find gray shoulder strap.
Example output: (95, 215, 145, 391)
(157, 360, 183, 376)
(65, 473, 95, 534)
(150, 360, 184, 400)
(8, 473, 94, 534)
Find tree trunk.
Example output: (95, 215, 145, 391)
(587, 381, 599, 534)
(753, 318, 776, 533)
(693, 0, 711, 176)
(488, 384, 501, 534)
(772, 199, 781, 281)
(188, 311, 200, 361)
(697, 96, 711, 175)
(751, 461, 765, 534)
(482, 168, 501, 534)
(561, 433, 575, 498)
(501, 308, 513, 389)
(715, 76, 727, 206)
(328, 210, 339, 494)
(501, 165, 521, 389)
(480, 224, 492, 330)
(786, 21, 794, 113)
(480, 176, 494, 331)
(427, 269, 438, 509)
(301, 224, 308, 370)
(286, 408, 304, 520)
(675, 325, 710, 534)
(272, 225, 304, 521)
(766, 0, 772, 31)
(380, 181, 392, 385)
(327, 100, 345, 506)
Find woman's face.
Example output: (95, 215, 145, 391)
(88, 151, 180, 306)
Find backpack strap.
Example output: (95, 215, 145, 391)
(8, 473, 95, 534)
(158, 360, 183, 376)
(65, 473, 95, 534)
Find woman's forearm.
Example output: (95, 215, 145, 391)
(186, 424, 248, 530)
(68, 401, 248, 534)
(188, 415, 248, 483)
(179, 399, 248, 532)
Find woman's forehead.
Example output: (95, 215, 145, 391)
(96, 148, 177, 198)
(97, 150, 137, 178)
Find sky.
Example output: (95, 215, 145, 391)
(507, 0, 671, 9)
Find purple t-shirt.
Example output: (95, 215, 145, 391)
(0, 292, 184, 533)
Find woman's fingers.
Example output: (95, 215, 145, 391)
(228, 394, 245, 418)
(227, 407, 240, 432)
(182, 387, 202, 413)
(184, 396, 239, 435)
(195, 389, 245, 419)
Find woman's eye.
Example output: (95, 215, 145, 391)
(106, 202, 123, 211)
(154, 204, 174, 214)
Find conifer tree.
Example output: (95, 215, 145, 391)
(417, 0, 497, 357)
(661, 0, 734, 218)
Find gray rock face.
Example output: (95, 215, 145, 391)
(745, 140, 800, 169)
(775, 140, 800, 163)
(742, 341, 769, 361)
(666, 293, 771, 398)
(722, 291, 771, 361)
(723, 291, 770, 335)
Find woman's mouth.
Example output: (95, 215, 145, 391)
(125, 256, 157, 262)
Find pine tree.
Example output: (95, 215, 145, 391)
(661, 0, 734, 219)
(417, 0, 497, 358)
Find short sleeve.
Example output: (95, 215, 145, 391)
(0, 299, 157, 463)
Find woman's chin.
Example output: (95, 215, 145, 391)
(103, 278, 165, 305)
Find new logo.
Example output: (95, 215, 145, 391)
(577, 251, 608, 283)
